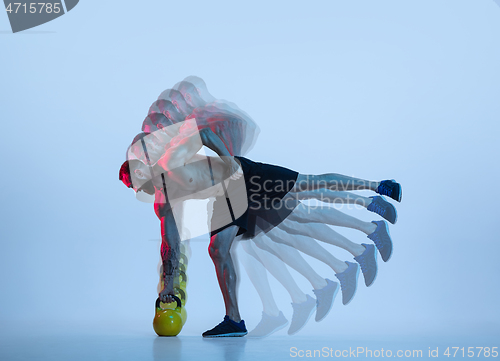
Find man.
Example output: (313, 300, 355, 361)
(119, 121, 402, 337)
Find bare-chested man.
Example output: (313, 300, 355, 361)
(119, 121, 401, 337)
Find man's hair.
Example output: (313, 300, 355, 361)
(127, 132, 152, 163)
(146, 112, 170, 128)
(119, 160, 155, 195)
(177, 81, 197, 95)
(131, 132, 150, 148)
(119, 160, 133, 188)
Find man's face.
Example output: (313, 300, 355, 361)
(180, 86, 205, 108)
(130, 133, 165, 165)
(131, 161, 155, 192)
(158, 122, 182, 138)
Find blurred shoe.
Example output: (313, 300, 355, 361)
(335, 261, 359, 305)
(288, 294, 315, 335)
(248, 311, 288, 338)
(367, 196, 398, 224)
(367, 220, 393, 262)
(202, 316, 248, 338)
(376, 179, 402, 202)
(313, 279, 339, 322)
(354, 244, 378, 287)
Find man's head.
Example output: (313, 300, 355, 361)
(155, 99, 185, 123)
(158, 89, 193, 117)
(119, 159, 155, 195)
(128, 131, 166, 165)
(142, 112, 173, 133)
(176, 81, 206, 108)
(182, 76, 216, 103)
(148, 99, 185, 123)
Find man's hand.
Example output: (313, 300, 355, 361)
(159, 284, 176, 304)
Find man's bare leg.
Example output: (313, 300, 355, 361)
(253, 236, 327, 289)
(280, 220, 366, 257)
(291, 190, 373, 208)
(289, 189, 398, 224)
(291, 175, 402, 203)
(243, 238, 308, 304)
(269, 226, 351, 272)
(285, 205, 392, 264)
(240, 241, 282, 316)
(249, 235, 321, 333)
(288, 203, 377, 235)
(292, 174, 380, 192)
(208, 225, 241, 322)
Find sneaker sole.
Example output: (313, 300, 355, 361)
(364, 244, 378, 287)
(380, 221, 393, 262)
(203, 332, 248, 338)
(391, 179, 402, 202)
(385, 195, 398, 224)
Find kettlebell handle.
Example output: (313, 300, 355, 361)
(156, 296, 181, 309)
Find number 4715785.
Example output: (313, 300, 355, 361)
(5, 3, 61, 14)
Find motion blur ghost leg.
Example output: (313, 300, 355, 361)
(290, 189, 373, 208)
(254, 235, 330, 289)
(239, 241, 281, 317)
(244, 236, 308, 304)
(288, 202, 377, 235)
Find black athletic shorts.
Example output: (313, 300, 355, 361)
(210, 156, 300, 239)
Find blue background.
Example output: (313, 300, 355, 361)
(0, 0, 499, 350)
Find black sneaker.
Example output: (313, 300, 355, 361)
(376, 180, 402, 202)
(202, 316, 248, 338)
(367, 196, 398, 224)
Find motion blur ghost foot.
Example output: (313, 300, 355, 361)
(313, 279, 339, 322)
(288, 295, 316, 335)
(354, 244, 378, 287)
(367, 196, 398, 224)
(248, 311, 288, 338)
(367, 221, 393, 262)
(335, 261, 360, 305)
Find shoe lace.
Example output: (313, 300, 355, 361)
(215, 318, 229, 329)
(313, 289, 324, 305)
(378, 183, 393, 197)
(337, 272, 353, 292)
(370, 233, 384, 251)
(368, 226, 386, 251)
(369, 201, 386, 216)
(357, 257, 369, 273)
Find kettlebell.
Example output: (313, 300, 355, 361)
(174, 287, 187, 305)
(153, 296, 183, 336)
(179, 253, 189, 266)
(158, 282, 187, 305)
(179, 270, 188, 285)
(157, 298, 188, 326)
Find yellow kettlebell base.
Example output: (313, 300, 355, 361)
(153, 297, 184, 336)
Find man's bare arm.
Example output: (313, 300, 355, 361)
(200, 128, 242, 179)
(154, 127, 242, 179)
(159, 209, 181, 303)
